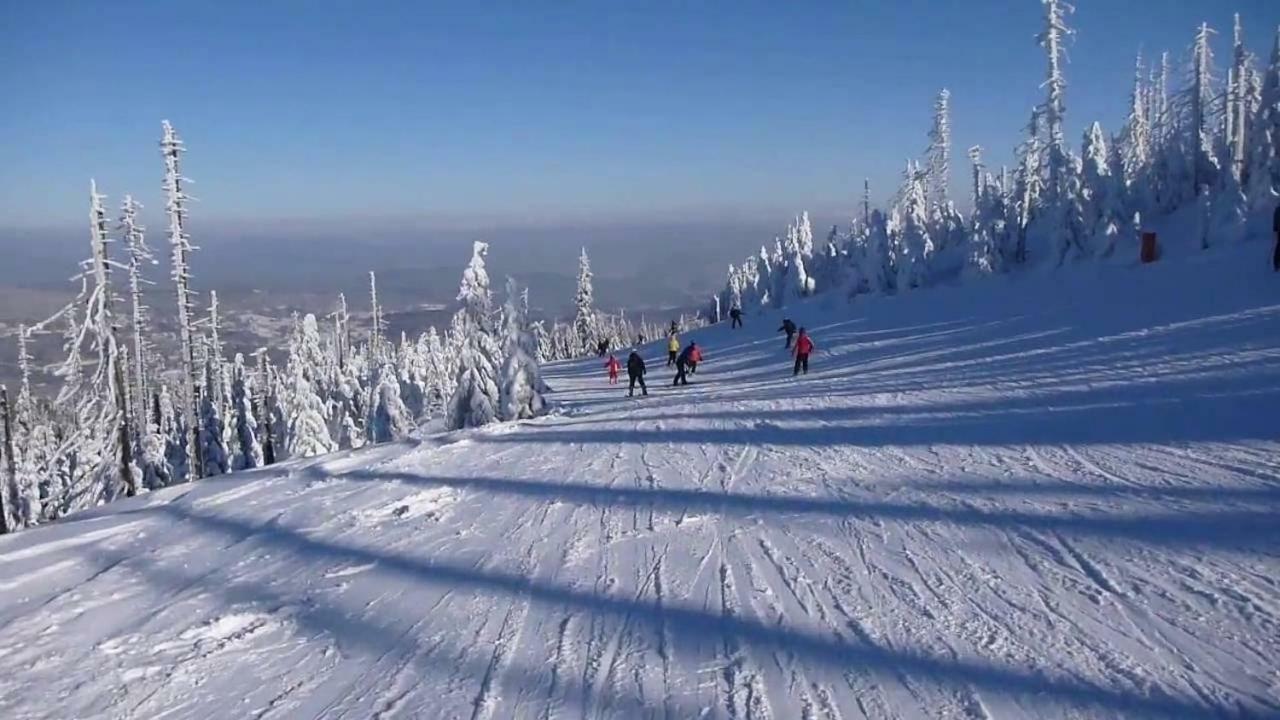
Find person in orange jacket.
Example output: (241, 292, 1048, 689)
(792, 328, 814, 376)
(687, 343, 703, 374)
(604, 354, 621, 384)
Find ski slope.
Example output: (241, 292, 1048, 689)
(2, 243, 1278, 719)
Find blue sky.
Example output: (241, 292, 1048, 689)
(1, 0, 1276, 230)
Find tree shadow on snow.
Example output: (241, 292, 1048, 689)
(112, 501, 1262, 719)
(329, 469, 1278, 554)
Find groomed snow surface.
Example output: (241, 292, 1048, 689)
(2, 243, 1278, 719)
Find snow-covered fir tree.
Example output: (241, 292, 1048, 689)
(161, 120, 201, 479)
(1247, 27, 1280, 209)
(283, 315, 336, 458)
(498, 277, 547, 421)
(198, 351, 229, 477)
(446, 242, 501, 430)
(229, 353, 263, 471)
(926, 88, 952, 206)
(895, 175, 933, 290)
(368, 363, 414, 443)
(573, 247, 597, 354)
(118, 195, 154, 424)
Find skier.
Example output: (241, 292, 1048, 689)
(673, 342, 697, 386)
(627, 349, 648, 396)
(792, 327, 814, 376)
(729, 306, 743, 329)
(604, 354, 620, 384)
(777, 318, 797, 349)
(1273, 202, 1280, 272)
(688, 343, 703, 374)
(667, 333, 680, 366)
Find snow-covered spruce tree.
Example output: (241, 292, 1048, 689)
(198, 350, 228, 477)
(925, 88, 952, 207)
(895, 175, 933, 290)
(796, 211, 815, 258)
(498, 277, 547, 421)
(785, 229, 813, 301)
(1184, 22, 1221, 198)
(8, 328, 53, 525)
(367, 363, 414, 443)
(1035, 0, 1089, 265)
(1121, 52, 1152, 212)
(769, 235, 789, 307)
(864, 209, 895, 293)
(118, 195, 155, 423)
(1012, 113, 1045, 265)
(1, 385, 16, 533)
(396, 333, 427, 419)
(446, 241, 501, 430)
(755, 245, 773, 308)
(284, 314, 336, 458)
(519, 288, 553, 394)
(368, 271, 385, 362)
(136, 390, 173, 491)
(206, 291, 228, 412)
(1247, 26, 1280, 209)
(156, 384, 187, 485)
(161, 120, 201, 479)
(334, 292, 351, 368)
(420, 326, 450, 415)
(1038, 0, 1073, 195)
(229, 353, 263, 471)
(573, 247, 597, 354)
(48, 181, 138, 507)
(1080, 122, 1134, 257)
(1226, 15, 1249, 183)
(254, 351, 278, 465)
(1148, 51, 1182, 213)
(970, 173, 1013, 274)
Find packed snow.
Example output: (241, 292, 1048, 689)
(1, 241, 1278, 719)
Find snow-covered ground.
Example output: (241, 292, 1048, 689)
(2, 243, 1278, 719)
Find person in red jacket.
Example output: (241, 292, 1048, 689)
(604, 354, 620, 384)
(688, 344, 704, 374)
(792, 328, 814, 376)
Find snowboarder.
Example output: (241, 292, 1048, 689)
(627, 349, 648, 396)
(667, 333, 680, 366)
(729, 306, 742, 329)
(1273, 203, 1280, 272)
(687, 343, 703, 374)
(792, 328, 814, 376)
(604, 354, 620, 384)
(673, 342, 697, 386)
(778, 318, 797, 349)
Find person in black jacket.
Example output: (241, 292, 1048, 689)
(1273, 203, 1280, 272)
(729, 306, 743, 328)
(777, 318, 797, 348)
(627, 350, 648, 397)
(673, 342, 697, 386)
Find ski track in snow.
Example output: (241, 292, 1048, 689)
(1, 244, 1279, 718)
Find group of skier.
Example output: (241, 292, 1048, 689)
(602, 311, 815, 396)
(597, 200, 1280, 398)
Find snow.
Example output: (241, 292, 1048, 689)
(1, 242, 1278, 719)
